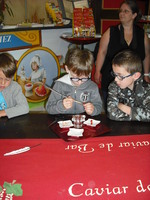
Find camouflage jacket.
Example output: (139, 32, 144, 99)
(107, 77, 150, 121)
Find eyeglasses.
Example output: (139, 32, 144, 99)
(0, 77, 11, 83)
(70, 77, 90, 82)
(111, 71, 134, 81)
(119, 9, 132, 14)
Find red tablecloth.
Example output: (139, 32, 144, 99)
(0, 134, 150, 199)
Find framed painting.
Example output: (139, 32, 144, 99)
(16, 47, 60, 103)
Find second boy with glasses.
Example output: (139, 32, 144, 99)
(107, 50, 150, 121)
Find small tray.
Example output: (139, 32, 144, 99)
(49, 120, 111, 142)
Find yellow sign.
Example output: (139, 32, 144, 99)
(0, 30, 41, 51)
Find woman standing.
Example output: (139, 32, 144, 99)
(94, 0, 150, 109)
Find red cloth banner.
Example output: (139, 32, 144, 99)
(0, 134, 150, 199)
(101, 19, 120, 34)
(102, 0, 121, 9)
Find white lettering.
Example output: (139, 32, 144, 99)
(105, 184, 112, 194)
(142, 141, 149, 146)
(65, 144, 94, 153)
(68, 183, 83, 197)
(85, 188, 95, 196)
(65, 145, 77, 150)
(122, 186, 128, 193)
(68, 182, 128, 197)
(95, 187, 104, 195)
(136, 180, 147, 192)
(99, 143, 113, 151)
(113, 187, 123, 194)
(78, 144, 94, 153)
(0, 35, 11, 43)
(119, 141, 149, 149)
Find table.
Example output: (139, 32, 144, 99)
(0, 113, 150, 199)
(60, 33, 101, 49)
(0, 113, 149, 139)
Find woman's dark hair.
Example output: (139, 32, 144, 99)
(120, 0, 142, 23)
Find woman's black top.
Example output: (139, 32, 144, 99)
(101, 24, 145, 91)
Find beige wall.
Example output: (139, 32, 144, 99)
(3, 0, 59, 25)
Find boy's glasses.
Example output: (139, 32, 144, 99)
(111, 71, 135, 81)
(70, 77, 90, 82)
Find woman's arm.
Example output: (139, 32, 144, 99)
(143, 33, 150, 83)
(94, 28, 110, 84)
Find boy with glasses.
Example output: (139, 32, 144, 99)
(107, 50, 150, 121)
(0, 53, 29, 118)
(46, 48, 102, 116)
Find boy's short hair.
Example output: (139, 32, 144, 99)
(65, 48, 94, 76)
(0, 52, 17, 78)
(112, 50, 142, 73)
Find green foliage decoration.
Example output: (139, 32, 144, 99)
(0, 180, 23, 197)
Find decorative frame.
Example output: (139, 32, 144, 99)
(16, 46, 60, 103)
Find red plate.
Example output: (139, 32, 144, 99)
(35, 87, 47, 97)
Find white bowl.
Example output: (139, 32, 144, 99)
(25, 83, 33, 91)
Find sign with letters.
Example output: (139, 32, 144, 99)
(0, 30, 41, 51)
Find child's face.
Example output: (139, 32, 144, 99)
(31, 62, 39, 71)
(112, 64, 135, 90)
(0, 70, 12, 92)
(69, 70, 89, 87)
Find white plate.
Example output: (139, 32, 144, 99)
(63, 19, 71, 25)
(2, 25, 17, 29)
(67, 128, 84, 137)
(83, 119, 100, 127)
(43, 24, 55, 27)
(32, 23, 44, 27)
(58, 120, 73, 128)
(61, 32, 72, 38)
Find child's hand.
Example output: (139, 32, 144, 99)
(0, 110, 7, 118)
(63, 96, 74, 110)
(118, 103, 131, 115)
(83, 102, 94, 115)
